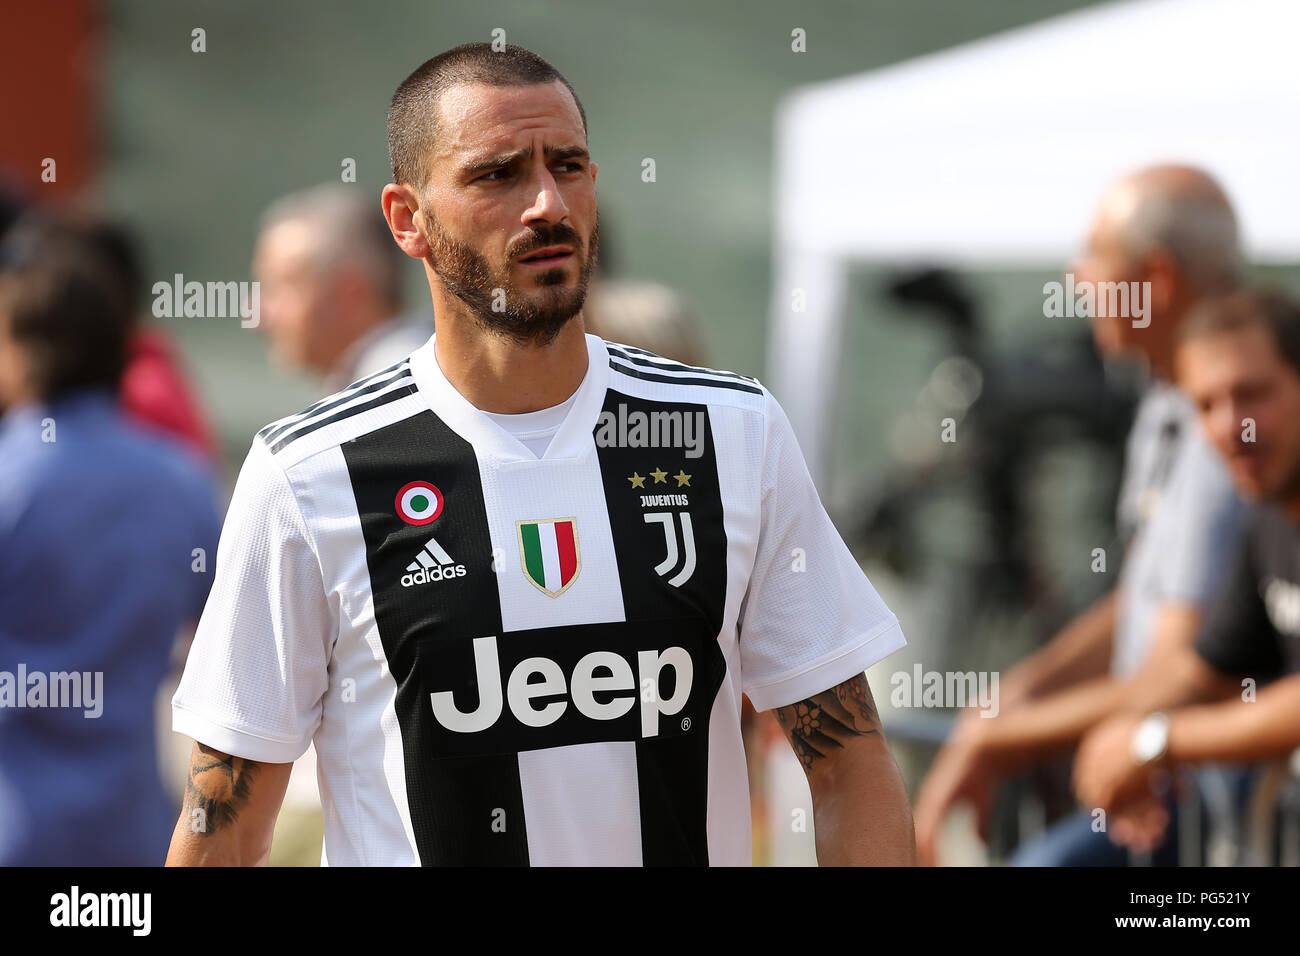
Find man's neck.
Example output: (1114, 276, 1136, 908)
(1138, 330, 1177, 383)
(1143, 300, 1191, 382)
(432, 314, 590, 414)
(1146, 351, 1174, 383)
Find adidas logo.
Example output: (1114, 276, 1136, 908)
(401, 536, 467, 587)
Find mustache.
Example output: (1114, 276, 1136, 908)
(510, 225, 584, 260)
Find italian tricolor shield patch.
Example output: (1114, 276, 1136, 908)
(517, 518, 580, 597)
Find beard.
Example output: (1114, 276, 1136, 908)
(421, 207, 599, 348)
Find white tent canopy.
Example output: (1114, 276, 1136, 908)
(769, 0, 1300, 485)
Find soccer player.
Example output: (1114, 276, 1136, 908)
(166, 43, 914, 866)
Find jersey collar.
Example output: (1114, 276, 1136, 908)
(408, 331, 610, 464)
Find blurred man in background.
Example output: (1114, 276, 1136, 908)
(1075, 290, 1300, 857)
(253, 183, 433, 394)
(914, 164, 1247, 865)
(0, 219, 219, 864)
(94, 215, 220, 463)
(0, 208, 219, 462)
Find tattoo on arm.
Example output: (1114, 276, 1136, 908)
(183, 744, 258, 835)
(775, 673, 881, 771)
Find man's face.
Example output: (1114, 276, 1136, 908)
(252, 219, 338, 371)
(418, 80, 598, 347)
(1177, 324, 1300, 501)
(1072, 203, 1146, 358)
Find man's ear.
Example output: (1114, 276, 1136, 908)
(1144, 246, 1181, 318)
(382, 183, 430, 260)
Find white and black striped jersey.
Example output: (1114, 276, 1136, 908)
(173, 332, 906, 866)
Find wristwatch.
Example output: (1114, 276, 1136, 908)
(1131, 711, 1170, 766)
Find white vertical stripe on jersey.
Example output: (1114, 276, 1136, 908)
(483, 448, 642, 865)
(539, 519, 563, 592)
(517, 742, 642, 867)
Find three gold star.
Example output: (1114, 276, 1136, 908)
(629, 467, 689, 488)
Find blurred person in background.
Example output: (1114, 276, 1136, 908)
(583, 278, 707, 367)
(92, 215, 220, 463)
(0, 220, 220, 864)
(914, 164, 1247, 866)
(253, 183, 433, 394)
(0, 208, 218, 462)
(1075, 290, 1300, 855)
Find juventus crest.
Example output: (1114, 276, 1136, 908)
(643, 511, 696, 587)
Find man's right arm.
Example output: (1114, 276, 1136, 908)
(165, 741, 293, 866)
(915, 588, 1117, 863)
(167, 438, 331, 864)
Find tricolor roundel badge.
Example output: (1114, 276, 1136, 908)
(517, 518, 580, 597)
(395, 481, 444, 525)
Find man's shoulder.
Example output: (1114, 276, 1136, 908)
(599, 338, 769, 412)
(1170, 420, 1242, 505)
(255, 356, 423, 468)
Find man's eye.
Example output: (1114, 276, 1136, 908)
(480, 168, 509, 182)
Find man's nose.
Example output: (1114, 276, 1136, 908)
(523, 169, 570, 224)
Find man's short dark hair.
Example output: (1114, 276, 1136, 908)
(1180, 288, 1300, 377)
(0, 221, 131, 401)
(387, 43, 587, 190)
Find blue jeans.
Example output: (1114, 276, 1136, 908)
(1007, 766, 1259, 866)
(1008, 801, 1182, 867)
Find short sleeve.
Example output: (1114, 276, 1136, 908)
(1162, 436, 1247, 604)
(738, 388, 906, 711)
(171, 437, 335, 762)
(1194, 523, 1282, 680)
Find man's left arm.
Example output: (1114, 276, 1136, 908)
(774, 672, 916, 866)
(1075, 673, 1300, 815)
(1164, 673, 1300, 764)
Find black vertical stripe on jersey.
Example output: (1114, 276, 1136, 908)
(342, 411, 528, 866)
(594, 391, 729, 865)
